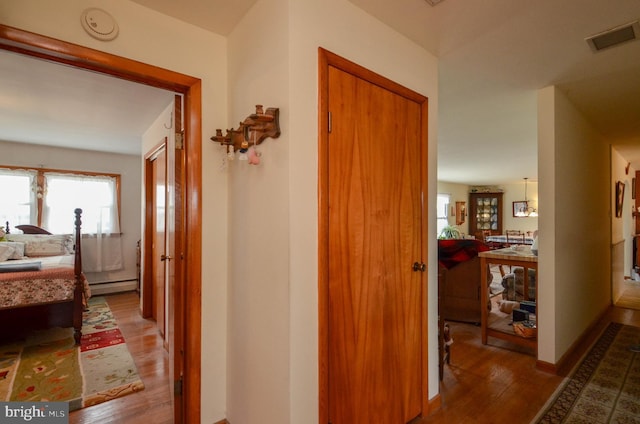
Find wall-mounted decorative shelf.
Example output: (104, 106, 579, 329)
(210, 105, 281, 153)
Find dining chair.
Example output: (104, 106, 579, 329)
(505, 230, 525, 245)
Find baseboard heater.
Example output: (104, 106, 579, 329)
(89, 279, 138, 295)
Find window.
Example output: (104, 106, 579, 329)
(0, 166, 120, 235)
(44, 173, 120, 234)
(437, 194, 451, 237)
(0, 169, 36, 226)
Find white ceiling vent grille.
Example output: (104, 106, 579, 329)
(586, 20, 640, 52)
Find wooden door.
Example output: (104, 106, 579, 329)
(144, 96, 184, 421)
(144, 98, 184, 421)
(151, 143, 167, 338)
(320, 49, 429, 424)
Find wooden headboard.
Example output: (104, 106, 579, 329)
(4, 222, 52, 235)
(15, 225, 52, 235)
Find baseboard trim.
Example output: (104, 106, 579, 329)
(213, 419, 229, 424)
(89, 280, 137, 296)
(536, 304, 611, 376)
(427, 393, 442, 414)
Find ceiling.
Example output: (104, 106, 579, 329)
(0, 50, 175, 155)
(2, 0, 640, 184)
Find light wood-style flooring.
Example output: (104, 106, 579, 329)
(422, 304, 640, 423)
(70, 291, 173, 424)
(615, 280, 640, 309)
(67, 291, 640, 424)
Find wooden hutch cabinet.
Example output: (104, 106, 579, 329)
(469, 192, 503, 238)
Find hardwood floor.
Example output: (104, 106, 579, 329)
(68, 289, 640, 424)
(615, 279, 640, 309)
(70, 291, 173, 424)
(422, 304, 640, 423)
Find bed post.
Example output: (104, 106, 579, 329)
(73, 208, 83, 345)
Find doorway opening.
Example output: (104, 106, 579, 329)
(0, 24, 203, 423)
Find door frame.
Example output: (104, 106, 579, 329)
(318, 47, 430, 423)
(0, 25, 203, 423)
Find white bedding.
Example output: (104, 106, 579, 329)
(4, 254, 75, 269)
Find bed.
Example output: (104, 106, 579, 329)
(0, 208, 89, 344)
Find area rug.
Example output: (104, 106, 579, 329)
(532, 322, 640, 423)
(0, 296, 144, 411)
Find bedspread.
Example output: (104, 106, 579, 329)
(0, 267, 91, 309)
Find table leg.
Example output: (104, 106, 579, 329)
(480, 257, 488, 345)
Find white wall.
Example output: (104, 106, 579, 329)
(502, 181, 539, 234)
(226, 0, 290, 422)
(537, 86, 610, 363)
(611, 147, 636, 307)
(611, 148, 630, 244)
(0, 139, 141, 286)
(0, 1, 229, 421)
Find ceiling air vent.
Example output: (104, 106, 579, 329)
(586, 20, 640, 52)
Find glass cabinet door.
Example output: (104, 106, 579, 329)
(469, 192, 503, 237)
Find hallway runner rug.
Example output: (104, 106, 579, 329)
(532, 322, 640, 423)
(0, 296, 144, 411)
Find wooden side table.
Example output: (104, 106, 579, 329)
(479, 247, 538, 352)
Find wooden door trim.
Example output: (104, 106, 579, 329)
(0, 25, 202, 423)
(318, 47, 429, 423)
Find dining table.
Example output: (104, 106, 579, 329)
(485, 234, 535, 245)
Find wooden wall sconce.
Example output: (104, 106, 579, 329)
(210, 105, 280, 164)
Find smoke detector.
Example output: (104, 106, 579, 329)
(81, 8, 119, 41)
(586, 20, 640, 52)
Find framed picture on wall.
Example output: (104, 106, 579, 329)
(455, 201, 466, 225)
(616, 181, 625, 218)
(513, 201, 528, 217)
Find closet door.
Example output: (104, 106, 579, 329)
(149, 142, 168, 339)
(321, 50, 428, 424)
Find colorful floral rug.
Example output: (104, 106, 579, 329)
(0, 297, 144, 411)
(533, 322, 640, 423)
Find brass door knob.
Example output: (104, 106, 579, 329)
(412, 262, 426, 272)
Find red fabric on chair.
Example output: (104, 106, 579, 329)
(438, 239, 490, 270)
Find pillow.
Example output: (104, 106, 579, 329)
(5, 234, 73, 257)
(1, 241, 25, 259)
(0, 244, 15, 262)
(498, 300, 520, 314)
(0, 261, 42, 273)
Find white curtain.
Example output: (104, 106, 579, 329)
(80, 233, 124, 272)
(43, 173, 124, 272)
(0, 168, 37, 226)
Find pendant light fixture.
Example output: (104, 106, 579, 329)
(516, 178, 538, 217)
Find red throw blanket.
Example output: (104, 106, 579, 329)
(438, 239, 489, 270)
